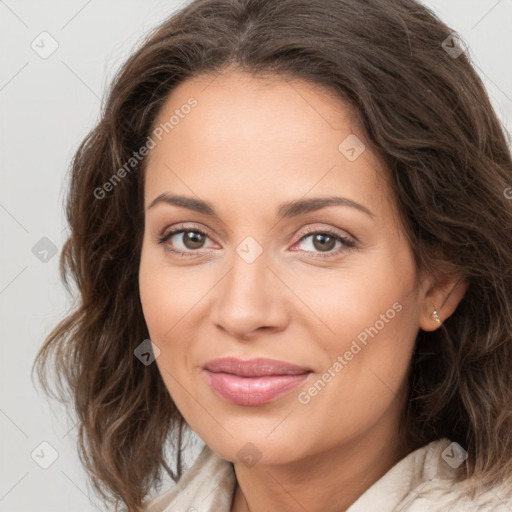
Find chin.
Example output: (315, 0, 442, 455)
(201, 429, 305, 467)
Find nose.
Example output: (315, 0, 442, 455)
(210, 247, 289, 340)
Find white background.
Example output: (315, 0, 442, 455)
(1, 1, 511, 510)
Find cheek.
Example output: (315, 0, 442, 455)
(138, 270, 197, 385)
(138, 260, 194, 411)
(138, 247, 206, 389)
(300, 250, 419, 420)
(138, 243, 205, 340)
(293, 298, 418, 449)
(289, 246, 417, 351)
(139, 259, 169, 340)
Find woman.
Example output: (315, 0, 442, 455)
(33, 0, 512, 511)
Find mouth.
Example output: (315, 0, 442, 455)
(202, 357, 313, 406)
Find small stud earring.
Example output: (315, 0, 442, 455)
(432, 309, 442, 325)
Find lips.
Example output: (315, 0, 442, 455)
(203, 357, 312, 376)
(202, 357, 312, 406)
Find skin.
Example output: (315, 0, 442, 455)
(138, 68, 467, 512)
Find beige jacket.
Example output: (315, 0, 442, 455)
(144, 438, 512, 511)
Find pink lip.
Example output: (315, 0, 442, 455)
(202, 357, 312, 406)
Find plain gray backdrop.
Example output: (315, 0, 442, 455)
(1, 0, 511, 510)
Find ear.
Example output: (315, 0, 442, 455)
(418, 273, 468, 332)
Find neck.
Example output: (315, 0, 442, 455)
(230, 393, 414, 512)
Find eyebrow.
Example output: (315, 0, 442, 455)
(146, 193, 374, 220)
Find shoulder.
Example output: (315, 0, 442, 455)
(143, 438, 512, 512)
(347, 438, 512, 512)
(143, 444, 236, 512)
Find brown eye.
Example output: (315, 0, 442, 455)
(293, 228, 356, 258)
(181, 231, 206, 249)
(158, 227, 214, 255)
(311, 233, 337, 252)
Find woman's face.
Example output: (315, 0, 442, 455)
(139, 69, 432, 466)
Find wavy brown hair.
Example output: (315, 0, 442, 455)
(32, 0, 512, 510)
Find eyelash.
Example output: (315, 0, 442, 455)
(156, 224, 357, 259)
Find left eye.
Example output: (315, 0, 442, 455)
(292, 230, 355, 255)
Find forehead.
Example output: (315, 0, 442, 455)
(152, 69, 356, 144)
(144, 70, 392, 224)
